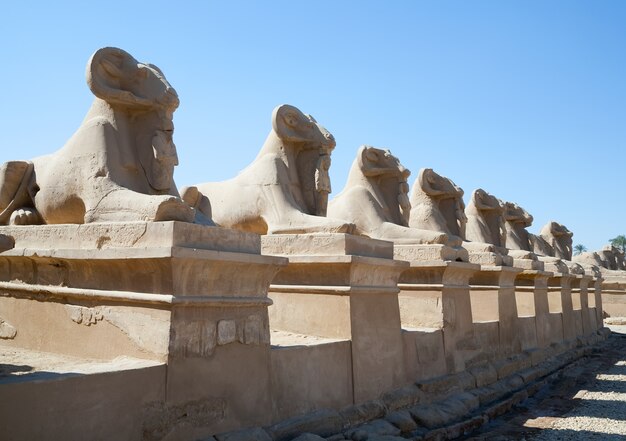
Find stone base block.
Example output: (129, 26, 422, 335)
(393, 244, 468, 263)
(468, 251, 513, 267)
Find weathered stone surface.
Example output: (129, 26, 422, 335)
(0, 234, 14, 252)
(0, 47, 204, 226)
(385, 410, 418, 433)
(290, 433, 326, 441)
(346, 419, 401, 440)
(328, 146, 452, 246)
(325, 435, 347, 441)
(408, 405, 449, 429)
(408, 168, 466, 241)
(468, 362, 498, 388)
(381, 385, 423, 411)
(538, 221, 573, 260)
(191, 104, 353, 235)
(217, 320, 237, 345)
(454, 392, 480, 413)
(340, 401, 387, 429)
(366, 436, 407, 441)
(267, 409, 343, 441)
(464, 189, 506, 248)
(216, 428, 272, 441)
(415, 371, 474, 399)
(517, 366, 546, 385)
(470, 380, 510, 406)
(0, 317, 17, 339)
(444, 415, 488, 439)
(493, 353, 530, 379)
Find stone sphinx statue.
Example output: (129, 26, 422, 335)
(537, 221, 573, 261)
(327, 146, 452, 245)
(601, 245, 626, 271)
(462, 189, 518, 265)
(0, 47, 202, 225)
(186, 104, 353, 234)
(502, 202, 533, 252)
(572, 250, 606, 269)
(465, 189, 507, 248)
(531, 221, 584, 274)
(409, 168, 466, 240)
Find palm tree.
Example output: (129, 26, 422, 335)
(610, 235, 626, 253)
(573, 244, 587, 255)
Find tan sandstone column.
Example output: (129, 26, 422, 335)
(395, 256, 479, 375)
(262, 233, 408, 404)
(515, 270, 553, 351)
(547, 273, 576, 345)
(578, 275, 594, 337)
(593, 276, 604, 331)
(569, 275, 585, 339)
(469, 266, 524, 357)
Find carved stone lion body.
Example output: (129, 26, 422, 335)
(537, 221, 573, 260)
(189, 105, 352, 234)
(502, 202, 533, 252)
(465, 189, 507, 248)
(409, 168, 466, 241)
(0, 47, 197, 225)
(328, 146, 452, 245)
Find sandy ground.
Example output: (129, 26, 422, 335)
(0, 344, 162, 384)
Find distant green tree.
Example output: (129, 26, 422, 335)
(610, 235, 626, 253)
(573, 244, 587, 255)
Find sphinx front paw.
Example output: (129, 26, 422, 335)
(154, 196, 195, 223)
(10, 208, 42, 225)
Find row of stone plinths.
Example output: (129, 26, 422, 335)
(0, 223, 606, 441)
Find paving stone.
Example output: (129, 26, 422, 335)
(469, 362, 498, 387)
(267, 409, 343, 441)
(339, 401, 387, 429)
(346, 419, 401, 440)
(216, 427, 272, 441)
(385, 409, 418, 433)
(381, 385, 423, 411)
(408, 405, 449, 429)
(291, 434, 326, 441)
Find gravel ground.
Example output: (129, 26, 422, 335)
(463, 326, 626, 440)
(527, 326, 626, 440)
(529, 361, 626, 440)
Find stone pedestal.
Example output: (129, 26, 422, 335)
(593, 277, 604, 330)
(0, 222, 287, 439)
(395, 249, 479, 374)
(469, 266, 523, 356)
(515, 270, 553, 349)
(576, 275, 594, 337)
(467, 251, 514, 267)
(262, 233, 408, 403)
(547, 273, 576, 344)
(570, 275, 584, 338)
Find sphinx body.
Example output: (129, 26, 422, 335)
(465, 189, 507, 248)
(537, 221, 573, 261)
(187, 105, 352, 235)
(327, 146, 451, 245)
(503, 202, 533, 252)
(530, 221, 585, 274)
(600, 245, 626, 271)
(409, 168, 466, 240)
(0, 47, 199, 225)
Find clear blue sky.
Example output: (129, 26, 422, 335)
(2, 1, 624, 251)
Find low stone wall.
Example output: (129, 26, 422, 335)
(0, 226, 610, 441)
